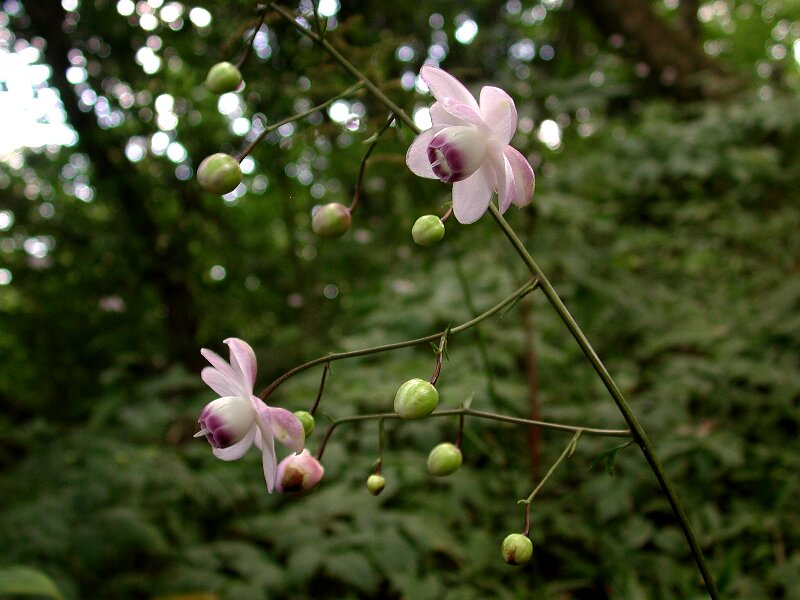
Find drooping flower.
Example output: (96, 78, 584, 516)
(195, 338, 305, 493)
(406, 66, 535, 224)
(275, 449, 325, 495)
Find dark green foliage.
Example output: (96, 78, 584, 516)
(2, 1, 800, 599)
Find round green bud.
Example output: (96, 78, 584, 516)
(501, 533, 533, 566)
(426, 442, 462, 477)
(205, 61, 243, 94)
(412, 215, 445, 246)
(366, 474, 386, 496)
(393, 378, 439, 419)
(197, 153, 242, 195)
(311, 203, 352, 238)
(294, 410, 315, 437)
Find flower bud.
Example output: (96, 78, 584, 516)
(197, 396, 255, 449)
(205, 61, 243, 94)
(294, 410, 315, 437)
(197, 153, 243, 195)
(393, 378, 439, 419)
(275, 449, 325, 496)
(501, 533, 533, 566)
(412, 215, 445, 246)
(366, 474, 386, 496)
(311, 203, 352, 238)
(426, 442, 462, 476)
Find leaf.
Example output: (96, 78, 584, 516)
(589, 440, 635, 476)
(0, 566, 64, 599)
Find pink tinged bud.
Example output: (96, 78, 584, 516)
(427, 126, 487, 183)
(311, 203, 351, 238)
(276, 449, 325, 495)
(196, 396, 255, 449)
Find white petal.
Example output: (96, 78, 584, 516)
(430, 101, 465, 127)
(224, 338, 257, 392)
(212, 425, 256, 461)
(479, 86, 517, 145)
(201, 366, 239, 397)
(420, 65, 480, 112)
(504, 146, 535, 207)
(452, 164, 495, 224)
(200, 348, 248, 395)
(406, 125, 446, 178)
(441, 98, 486, 129)
(487, 150, 515, 213)
(268, 406, 305, 453)
(260, 427, 277, 493)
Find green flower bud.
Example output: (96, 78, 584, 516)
(393, 378, 439, 419)
(412, 215, 445, 246)
(311, 203, 352, 238)
(366, 474, 386, 496)
(294, 410, 315, 437)
(205, 61, 243, 94)
(501, 533, 533, 566)
(197, 153, 243, 195)
(426, 442, 462, 476)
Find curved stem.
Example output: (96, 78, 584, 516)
(308, 362, 330, 415)
(349, 114, 395, 212)
(270, 3, 418, 132)
(520, 430, 581, 535)
(236, 81, 365, 162)
(235, 4, 268, 70)
(316, 407, 631, 460)
(488, 204, 719, 599)
(258, 278, 538, 401)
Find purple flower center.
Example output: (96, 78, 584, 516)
(426, 126, 486, 183)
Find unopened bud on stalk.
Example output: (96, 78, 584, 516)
(412, 215, 445, 246)
(393, 378, 439, 419)
(197, 153, 243, 195)
(205, 61, 243, 94)
(501, 533, 532, 566)
(426, 442, 462, 476)
(294, 410, 315, 437)
(366, 474, 386, 496)
(275, 449, 325, 496)
(312, 203, 352, 238)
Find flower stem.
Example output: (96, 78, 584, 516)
(488, 204, 719, 599)
(270, 3, 419, 132)
(258, 278, 538, 401)
(316, 408, 630, 460)
(520, 430, 581, 535)
(349, 114, 395, 212)
(234, 4, 268, 70)
(236, 81, 365, 162)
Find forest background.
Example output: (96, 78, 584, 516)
(1, 0, 799, 598)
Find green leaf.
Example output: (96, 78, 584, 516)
(589, 440, 635, 476)
(0, 566, 64, 599)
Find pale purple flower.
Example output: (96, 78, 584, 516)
(406, 66, 535, 224)
(195, 338, 305, 493)
(275, 449, 325, 496)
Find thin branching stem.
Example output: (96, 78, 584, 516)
(271, 6, 719, 597)
(236, 81, 365, 162)
(235, 4, 269, 70)
(258, 279, 539, 401)
(349, 114, 396, 212)
(488, 204, 720, 599)
(316, 408, 630, 460)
